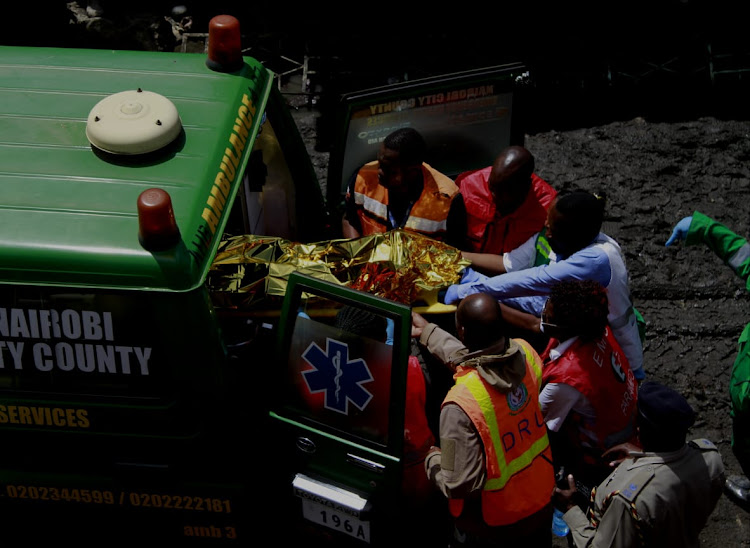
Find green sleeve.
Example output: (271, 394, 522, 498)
(687, 211, 750, 290)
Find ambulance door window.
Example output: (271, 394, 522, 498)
(283, 305, 394, 447)
(238, 113, 297, 240)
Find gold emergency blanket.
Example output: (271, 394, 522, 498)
(207, 229, 469, 310)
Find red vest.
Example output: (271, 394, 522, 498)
(402, 355, 436, 501)
(352, 161, 458, 239)
(443, 339, 554, 526)
(542, 328, 638, 458)
(457, 168, 556, 254)
(404, 355, 435, 460)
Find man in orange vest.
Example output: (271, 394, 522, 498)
(414, 293, 555, 546)
(342, 127, 468, 250)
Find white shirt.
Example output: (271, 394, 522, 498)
(540, 337, 598, 446)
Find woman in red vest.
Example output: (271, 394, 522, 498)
(539, 279, 639, 497)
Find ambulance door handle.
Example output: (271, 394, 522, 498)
(296, 437, 317, 454)
(346, 453, 385, 474)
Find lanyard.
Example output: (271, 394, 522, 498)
(387, 200, 415, 229)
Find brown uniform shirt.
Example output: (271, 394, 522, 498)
(563, 440, 725, 547)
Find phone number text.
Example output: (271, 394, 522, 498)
(2, 485, 232, 513)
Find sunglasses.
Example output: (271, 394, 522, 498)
(541, 319, 565, 331)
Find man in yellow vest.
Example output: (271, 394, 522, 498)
(342, 127, 467, 250)
(414, 293, 555, 546)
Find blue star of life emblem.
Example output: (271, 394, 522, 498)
(301, 338, 374, 415)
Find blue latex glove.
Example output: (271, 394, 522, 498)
(665, 216, 693, 247)
(385, 318, 394, 346)
(460, 266, 483, 284)
(442, 285, 460, 305)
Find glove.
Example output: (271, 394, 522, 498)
(442, 285, 460, 305)
(460, 266, 483, 284)
(665, 216, 693, 247)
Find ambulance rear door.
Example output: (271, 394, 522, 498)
(268, 271, 411, 545)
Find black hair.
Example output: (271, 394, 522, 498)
(554, 189, 607, 250)
(383, 127, 426, 166)
(334, 305, 387, 341)
(549, 279, 608, 341)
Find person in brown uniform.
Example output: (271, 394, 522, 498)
(553, 381, 725, 547)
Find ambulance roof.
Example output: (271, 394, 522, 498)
(0, 46, 272, 292)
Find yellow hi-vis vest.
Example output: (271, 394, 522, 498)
(444, 339, 554, 527)
(352, 161, 459, 238)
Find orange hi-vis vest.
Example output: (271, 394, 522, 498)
(352, 161, 459, 239)
(443, 339, 554, 527)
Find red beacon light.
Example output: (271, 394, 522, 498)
(206, 15, 243, 73)
(137, 188, 181, 252)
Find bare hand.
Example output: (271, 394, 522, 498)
(602, 441, 642, 466)
(411, 311, 428, 338)
(552, 474, 577, 512)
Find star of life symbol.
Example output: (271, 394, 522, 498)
(301, 338, 374, 415)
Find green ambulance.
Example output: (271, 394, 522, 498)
(0, 25, 529, 545)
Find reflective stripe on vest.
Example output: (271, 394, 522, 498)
(404, 213, 448, 233)
(455, 371, 549, 491)
(534, 233, 552, 266)
(353, 190, 448, 232)
(353, 162, 457, 237)
(517, 338, 544, 386)
(354, 190, 388, 220)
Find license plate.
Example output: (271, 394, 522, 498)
(300, 498, 370, 543)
